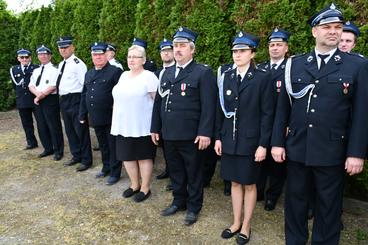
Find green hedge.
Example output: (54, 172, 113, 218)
(1, 0, 368, 199)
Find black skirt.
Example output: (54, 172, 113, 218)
(220, 153, 261, 185)
(115, 135, 156, 161)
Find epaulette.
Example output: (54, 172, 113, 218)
(255, 66, 267, 73)
(53, 64, 58, 68)
(347, 52, 366, 60)
(74, 58, 80, 64)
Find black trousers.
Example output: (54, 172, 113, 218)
(164, 140, 203, 214)
(34, 95, 64, 155)
(200, 140, 218, 186)
(257, 152, 286, 202)
(18, 107, 38, 147)
(94, 124, 121, 177)
(59, 93, 92, 166)
(285, 160, 344, 245)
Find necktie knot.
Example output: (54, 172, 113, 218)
(271, 63, 277, 70)
(318, 54, 329, 70)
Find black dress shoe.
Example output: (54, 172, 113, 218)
(25, 144, 38, 150)
(53, 154, 63, 161)
(161, 205, 186, 216)
(64, 158, 81, 166)
(264, 200, 276, 211)
(122, 187, 140, 198)
(133, 190, 151, 202)
(221, 226, 241, 239)
(76, 164, 90, 172)
(38, 150, 54, 158)
(236, 230, 251, 245)
(184, 211, 198, 226)
(106, 176, 120, 185)
(165, 182, 173, 191)
(95, 171, 109, 178)
(156, 171, 169, 180)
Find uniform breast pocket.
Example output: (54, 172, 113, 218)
(291, 76, 310, 92)
(327, 75, 354, 97)
(184, 80, 199, 96)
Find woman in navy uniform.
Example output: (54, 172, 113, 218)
(10, 49, 39, 149)
(215, 31, 274, 244)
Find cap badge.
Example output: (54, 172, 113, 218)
(307, 56, 313, 62)
(346, 21, 351, 25)
(330, 3, 336, 9)
(274, 28, 279, 32)
(133, 38, 136, 42)
(334, 55, 341, 62)
(163, 38, 167, 42)
(179, 26, 183, 31)
(238, 32, 243, 37)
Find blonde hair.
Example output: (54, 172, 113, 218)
(128, 45, 146, 63)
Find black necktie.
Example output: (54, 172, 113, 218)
(23, 65, 28, 74)
(318, 54, 329, 70)
(237, 74, 242, 88)
(176, 66, 183, 78)
(271, 63, 277, 70)
(35, 66, 44, 86)
(56, 61, 66, 94)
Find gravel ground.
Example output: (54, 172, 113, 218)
(0, 110, 367, 244)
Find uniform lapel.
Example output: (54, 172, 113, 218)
(224, 69, 238, 96)
(304, 51, 319, 79)
(238, 65, 255, 93)
(317, 49, 342, 78)
(166, 66, 176, 84)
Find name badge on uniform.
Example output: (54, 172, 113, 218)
(226, 90, 232, 96)
(276, 80, 282, 93)
(343, 83, 349, 94)
(181, 83, 186, 96)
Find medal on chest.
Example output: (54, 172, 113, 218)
(276, 80, 282, 93)
(181, 83, 186, 96)
(343, 83, 349, 94)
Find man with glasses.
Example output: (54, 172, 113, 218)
(56, 36, 92, 172)
(10, 49, 39, 150)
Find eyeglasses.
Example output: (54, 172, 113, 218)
(19, 56, 30, 59)
(127, 56, 143, 59)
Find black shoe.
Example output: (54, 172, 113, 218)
(307, 208, 314, 220)
(165, 182, 173, 191)
(95, 171, 109, 178)
(184, 211, 198, 226)
(106, 176, 120, 185)
(264, 200, 276, 211)
(161, 205, 186, 216)
(92, 146, 100, 151)
(203, 182, 210, 188)
(224, 184, 231, 196)
(64, 158, 81, 167)
(156, 171, 169, 180)
(236, 230, 251, 245)
(53, 154, 63, 161)
(76, 164, 90, 172)
(122, 187, 140, 198)
(133, 190, 151, 202)
(38, 150, 54, 158)
(25, 144, 38, 150)
(221, 226, 241, 239)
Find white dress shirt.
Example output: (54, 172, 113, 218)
(29, 62, 58, 94)
(57, 54, 87, 95)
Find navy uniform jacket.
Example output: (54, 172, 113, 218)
(151, 60, 217, 140)
(10, 64, 39, 108)
(215, 65, 275, 156)
(257, 59, 287, 101)
(79, 63, 122, 127)
(271, 49, 368, 166)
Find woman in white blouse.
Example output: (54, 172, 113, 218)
(111, 45, 159, 202)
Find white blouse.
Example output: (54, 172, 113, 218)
(111, 70, 159, 137)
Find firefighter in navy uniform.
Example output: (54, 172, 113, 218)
(154, 39, 175, 190)
(151, 27, 217, 226)
(271, 3, 368, 244)
(79, 42, 123, 185)
(10, 49, 39, 150)
(256, 28, 290, 211)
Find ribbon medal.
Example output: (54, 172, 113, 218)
(276, 80, 282, 93)
(181, 83, 186, 96)
(343, 83, 349, 94)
